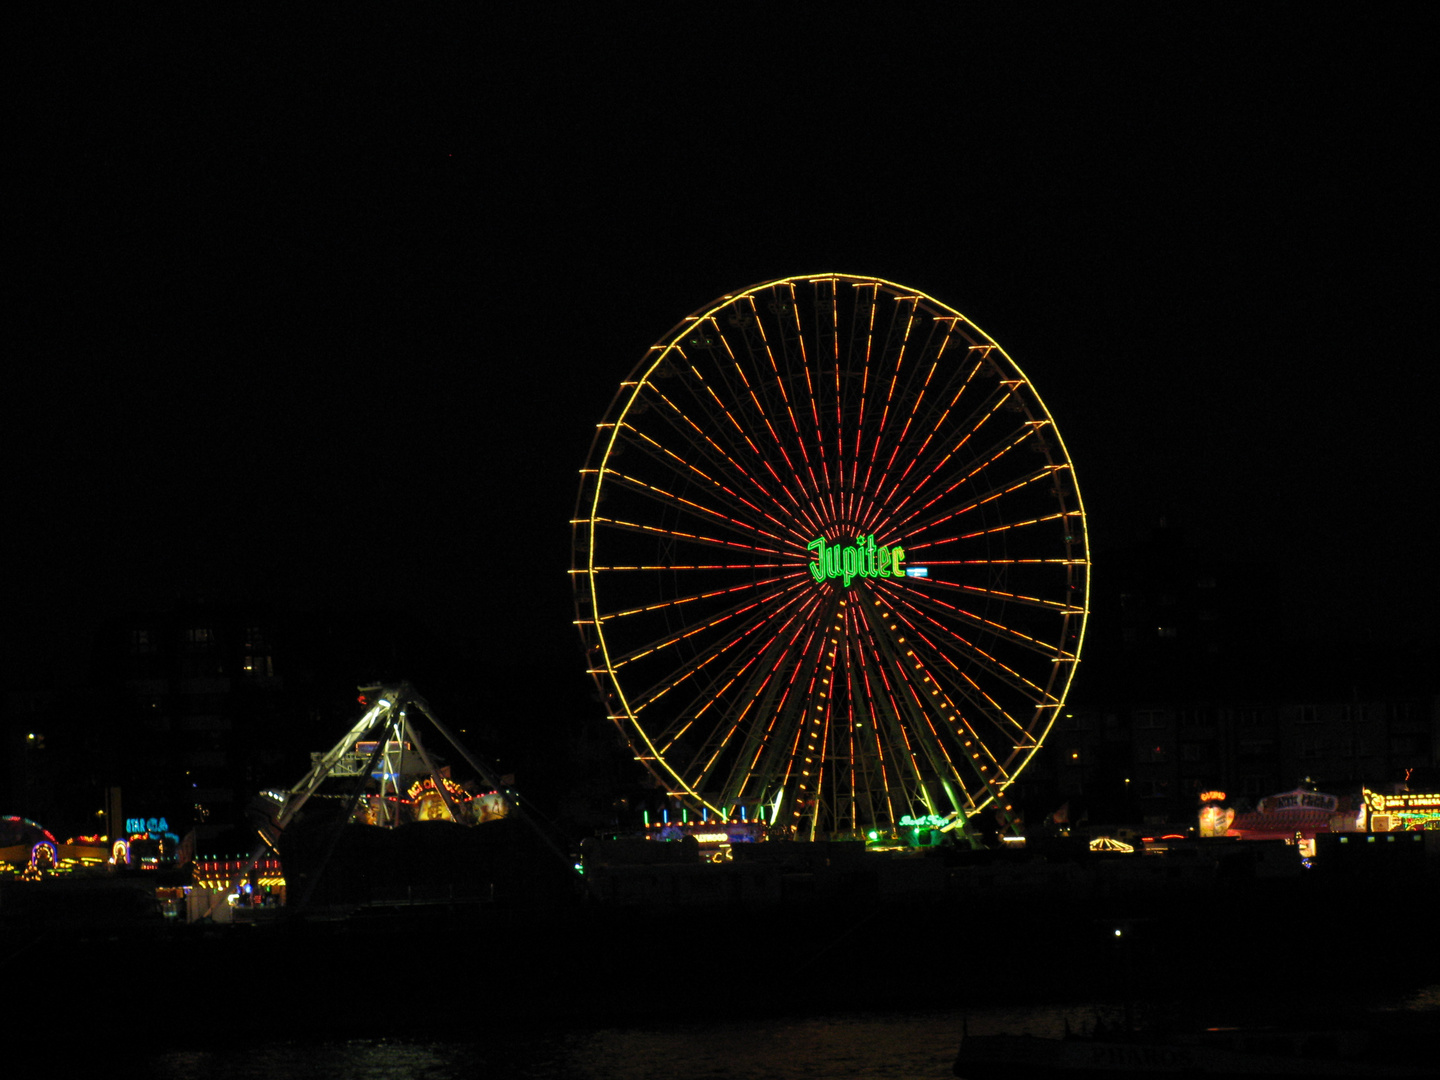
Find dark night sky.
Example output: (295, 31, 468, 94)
(12, 9, 1433, 768)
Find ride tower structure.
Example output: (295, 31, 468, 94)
(219, 682, 563, 916)
(572, 275, 1089, 844)
(253, 681, 513, 844)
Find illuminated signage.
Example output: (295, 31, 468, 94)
(126, 817, 170, 834)
(406, 777, 469, 801)
(1198, 804, 1235, 838)
(1198, 791, 1226, 803)
(807, 536, 905, 587)
(899, 814, 950, 829)
(1371, 792, 1440, 811)
(1263, 789, 1336, 813)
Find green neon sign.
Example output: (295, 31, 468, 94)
(808, 535, 905, 587)
(899, 814, 951, 829)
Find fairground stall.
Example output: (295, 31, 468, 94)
(1364, 789, 1440, 832)
(1225, 786, 1364, 856)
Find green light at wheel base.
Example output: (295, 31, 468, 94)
(807, 536, 905, 587)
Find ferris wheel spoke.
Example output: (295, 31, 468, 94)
(922, 558, 1081, 566)
(737, 642, 829, 806)
(838, 642, 880, 827)
(868, 294, 923, 448)
(685, 607, 826, 796)
(820, 283, 861, 529)
(879, 699, 950, 815)
(943, 510, 1077, 545)
(857, 706, 912, 826)
(773, 624, 829, 806)
(724, 617, 832, 811)
(871, 415, 1047, 534)
(889, 461, 1063, 544)
(884, 348, 992, 489)
(581, 562, 796, 574)
(705, 315, 817, 485)
(925, 661, 1048, 767)
(731, 295, 820, 489)
(710, 328, 836, 526)
(863, 357, 944, 506)
(836, 281, 879, 505)
(615, 424, 811, 540)
(712, 344, 800, 485)
(601, 584, 812, 668)
(768, 286, 840, 523)
(855, 589, 951, 805)
(895, 618, 1053, 747)
(858, 300, 957, 475)
(634, 380, 815, 523)
(848, 626, 942, 811)
(799, 360, 839, 525)
(881, 633, 1065, 754)
(851, 660, 903, 825)
(598, 464, 800, 548)
(588, 515, 796, 560)
(953, 690, 1043, 770)
(913, 576, 1085, 617)
(864, 315, 964, 461)
(898, 607, 1058, 707)
(854, 603, 975, 796)
(879, 579, 1067, 661)
(876, 674, 963, 807)
(668, 656, 785, 787)
(602, 577, 811, 669)
(871, 375, 1022, 504)
(752, 284, 835, 509)
(639, 589, 820, 743)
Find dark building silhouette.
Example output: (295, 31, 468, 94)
(3, 599, 479, 843)
(1011, 514, 1439, 826)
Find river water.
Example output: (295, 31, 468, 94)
(144, 985, 1437, 1080)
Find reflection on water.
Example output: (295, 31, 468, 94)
(146, 989, 1437, 1080)
(1377, 982, 1440, 1014)
(144, 1007, 1069, 1080)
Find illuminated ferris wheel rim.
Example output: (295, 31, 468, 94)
(586, 273, 1087, 545)
(573, 273, 1090, 833)
(591, 274, 1081, 482)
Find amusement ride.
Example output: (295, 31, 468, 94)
(573, 274, 1089, 843)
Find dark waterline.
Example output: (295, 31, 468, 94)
(144, 985, 1438, 1080)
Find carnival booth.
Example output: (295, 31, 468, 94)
(1225, 787, 1364, 855)
(1364, 789, 1440, 832)
(0, 817, 111, 880)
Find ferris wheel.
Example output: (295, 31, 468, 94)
(572, 275, 1088, 840)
